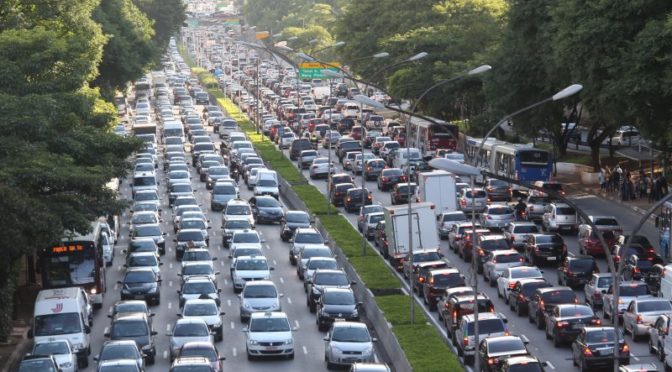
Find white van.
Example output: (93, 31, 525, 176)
(163, 120, 185, 143)
(393, 148, 422, 169)
(254, 170, 279, 198)
(30, 287, 92, 367)
(659, 264, 672, 301)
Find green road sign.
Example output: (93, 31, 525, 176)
(298, 62, 341, 79)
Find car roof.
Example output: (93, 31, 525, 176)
(331, 321, 368, 330)
(249, 311, 288, 320)
(112, 312, 149, 322)
(183, 298, 218, 306)
(537, 286, 572, 293)
(463, 312, 502, 322)
(479, 234, 507, 241)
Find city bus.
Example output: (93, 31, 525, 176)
(409, 118, 459, 155)
(39, 219, 112, 309)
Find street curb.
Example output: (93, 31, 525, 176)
(1, 328, 31, 372)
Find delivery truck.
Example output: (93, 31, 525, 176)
(417, 170, 458, 216)
(384, 202, 439, 270)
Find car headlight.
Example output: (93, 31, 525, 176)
(363, 346, 373, 355)
(312, 287, 321, 295)
(244, 303, 251, 309)
(73, 343, 85, 351)
(283, 339, 293, 345)
(330, 345, 342, 354)
(60, 362, 73, 368)
(141, 345, 152, 351)
(249, 339, 259, 345)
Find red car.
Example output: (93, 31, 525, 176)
(578, 229, 619, 257)
(350, 126, 365, 141)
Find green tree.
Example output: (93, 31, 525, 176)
(133, 0, 187, 52)
(93, 0, 157, 98)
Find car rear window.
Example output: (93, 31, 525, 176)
(514, 225, 539, 234)
(569, 259, 595, 271)
(638, 301, 672, 312)
(466, 318, 505, 334)
(620, 284, 649, 296)
(495, 253, 523, 264)
(556, 207, 576, 215)
(466, 190, 487, 198)
(593, 218, 619, 226)
(541, 290, 576, 304)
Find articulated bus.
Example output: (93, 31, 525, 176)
(465, 136, 553, 187)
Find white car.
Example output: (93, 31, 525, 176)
(496, 266, 544, 303)
(309, 157, 335, 179)
(324, 321, 375, 368)
(483, 249, 525, 285)
(168, 318, 214, 360)
(232, 256, 273, 293)
(245, 311, 295, 360)
(179, 298, 224, 341)
(280, 132, 297, 149)
(223, 199, 255, 227)
(32, 340, 78, 372)
(239, 280, 283, 322)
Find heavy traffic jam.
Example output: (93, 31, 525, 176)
(18, 21, 666, 372)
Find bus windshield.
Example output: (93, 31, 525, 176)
(43, 248, 96, 287)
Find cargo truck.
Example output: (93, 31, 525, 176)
(384, 202, 439, 270)
(417, 170, 458, 216)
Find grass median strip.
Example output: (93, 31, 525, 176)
(188, 65, 459, 371)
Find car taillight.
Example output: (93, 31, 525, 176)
(621, 343, 629, 352)
(583, 347, 593, 356)
(488, 358, 497, 365)
(463, 337, 469, 347)
(636, 314, 642, 324)
(452, 311, 458, 323)
(418, 277, 425, 283)
(368, 195, 372, 200)
(508, 282, 516, 289)
(382, 177, 388, 182)
(539, 300, 545, 310)
(346, 197, 351, 201)
(591, 319, 601, 325)
(518, 294, 524, 301)
(491, 259, 497, 264)
(510, 234, 515, 240)
(478, 249, 485, 256)
(487, 187, 493, 192)
(460, 199, 467, 206)
(556, 321, 569, 328)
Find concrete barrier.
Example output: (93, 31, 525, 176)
(276, 175, 413, 372)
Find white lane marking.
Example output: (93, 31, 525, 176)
(227, 299, 232, 307)
(294, 320, 300, 329)
(287, 297, 292, 304)
(374, 353, 379, 363)
(264, 244, 270, 250)
(545, 361, 555, 370)
(279, 277, 284, 284)
(220, 260, 225, 267)
(166, 324, 171, 331)
(169, 263, 173, 269)
(117, 265, 122, 272)
(568, 252, 575, 257)
(114, 283, 119, 290)
(224, 279, 228, 285)
(302, 346, 308, 355)
(168, 280, 173, 287)
(104, 326, 109, 334)
(232, 347, 237, 357)
(230, 321, 235, 329)
(632, 355, 640, 361)
(168, 247, 172, 253)
(168, 302, 172, 310)
(163, 350, 168, 359)
(219, 245, 223, 250)
(273, 259, 277, 266)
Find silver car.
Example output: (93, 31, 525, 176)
(298, 150, 319, 169)
(503, 222, 539, 250)
(94, 340, 144, 370)
(603, 281, 653, 320)
(324, 321, 376, 368)
(360, 212, 385, 240)
(231, 256, 273, 293)
(584, 273, 614, 309)
(309, 157, 335, 179)
(297, 245, 333, 280)
(239, 280, 282, 322)
(304, 257, 339, 291)
(438, 211, 468, 240)
(483, 249, 524, 286)
(458, 188, 487, 213)
(168, 318, 214, 360)
(622, 298, 672, 341)
(179, 299, 224, 341)
(479, 204, 515, 230)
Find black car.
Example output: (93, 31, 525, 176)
(329, 182, 355, 207)
(343, 187, 372, 213)
(307, 269, 354, 313)
(478, 336, 530, 372)
(422, 268, 466, 310)
(507, 279, 552, 316)
(523, 234, 566, 266)
(571, 327, 630, 370)
(118, 268, 161, 305)
(557, 255, 599, 288)
(412, 261, 451, 294)
(545, 304, 601, 347)
(316, 288, 361, 331)
(440, 294, 494, 338)
(250, 196, 285, 224)
(377, 168, 405, 191)
(528, 286, 578, 330)
(390, 183, 417, 205)
(280, 210, 312, 241)
(104, 313, 157, 364)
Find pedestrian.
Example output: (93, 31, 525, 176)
(648, 173, 655, 203)
(662, 174, 669, 197)
(598, 168, 606, 191)
(639, 172, 649, 200)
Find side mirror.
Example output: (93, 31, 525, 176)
(351, 281, 357, 285)
(270, 267, 275, 271)
(159, 262, 164, 266)
(292, 326, 299, 332)
(104, 332, 110, 337)
(151, 331, 158, 336)
(323, 336, 329, 341)
(212, 257, 218, 261)
(242, 327, 249, 333)
(27, 329, 33, 339)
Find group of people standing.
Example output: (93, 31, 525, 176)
(599, 164, 669, 202)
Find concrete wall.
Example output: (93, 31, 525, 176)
(556, 162, 599, 185)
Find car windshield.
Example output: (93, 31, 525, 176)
(133, 225, 161, 237)
(495, 253, 522, 264)
(114, 303, 146, 314)
(585, 329, 618, 343)
(234, 248, 262, 258)
(226, 205, 251, 215)
(302, 248, 330, 259)
(559, 306, 593, 317)
(213, 185, 236, 194)
(257, 179, 277, 187)
(225, 220, 251, 229)
(383, 169, 402, 176)
(413, 252, 441, 262)
(638, 301, 672, 312)
(181, 220, 206, 230)
(244, 285, 277, 298)
(597, 276, 614, 288)
(236, 259, 268, 270)
(233, 233, 259, 243)
(332, 327, 370, 342)
(183, 281, 216, 295)
(177, 231, 204, 242)
(488, 339, 526, 354)
(129, 255, 158, 267)
(124, 271, 155, 283)
(308, 259, 337, 270)
(173, 323, 209, 337)
(172, 184, 192, 193)
(296, 233, 323, 244)
(19, 359, 58, 372)
(184, 303, 218, 316)
(489, 179, 509, 187)
(286, 213, 309, 224)
(209, 167, 229, 176)
(183, 265, 213, 276)
(135, 193, 158, 202)
(535, 235, 563, 244)
(514, 225, 539, 234)
(315, 273, 348, 286)
(100, 344, 139, 360)
(33, 342, 69, 355)
(324, 291, 355, 305)
(134, 177, 156, 187)
(250, 318, 290, 332)
(98, 365, 140, 372)
(507, 363, 543, 372)
(488, 208, 513, 215)
(466, 318, 505, 334)
(111, 320, 148, 338)
(481, 239, 510, 251)
(178, 346, 217, 361)
(433, 273, 465, 287)
(542, 290, 576, 304)
(466, 190, 487, 198)
(256, 197, 280, 207)
(132, 214, 157, 224)
(512, 268, 542, 279)
(521, 282, 551, 297)
(620, 284, 649, 296)
(442, 214, 466, 222)
(569, 259, 595, 271)
(594, 218, 619, 226)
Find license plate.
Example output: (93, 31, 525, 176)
(599, 349, 613, 356)
(134, 295, 145, 300)
(571, 323, 583, 329)
(546, 256, 557, 261)
(267, 346, 279, 351)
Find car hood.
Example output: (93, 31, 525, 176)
(249, 331, 292, 343)
(235, 270, 270, 279)
(243, 298, 280, 310)
(183, 315, 221, 326)
(171, 335, 211, 349)
(330, 340, 372, 352)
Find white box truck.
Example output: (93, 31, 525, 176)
(384, 202, 439, 270)
(417, 170, 458, 216)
